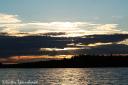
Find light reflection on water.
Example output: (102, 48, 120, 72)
(0, 68, 128, 85)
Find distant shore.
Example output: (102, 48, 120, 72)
(1, 55, 128, 68)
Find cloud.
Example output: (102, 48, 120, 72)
(0, 34, 127, 58)
(85, 44, 128, 55)
(0, 13, 126, 35)
(92, 24, 121, 34)
(0, 13, 21, 23)
(118, 39, 128, 45)
(1, 23, 25, 33)
(21, 22, 88, 32)
(0, 13, 23, 33)
(20, 22, 121, 34)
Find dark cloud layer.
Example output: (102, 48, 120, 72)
(0, 33, 127, 58)
(79, 44, 128, 55)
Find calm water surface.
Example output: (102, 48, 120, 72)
(0, 68, 128, 85)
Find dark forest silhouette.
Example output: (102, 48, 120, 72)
(1, 55, 128, 68)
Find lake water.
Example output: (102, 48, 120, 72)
(0, 68, 128, 85)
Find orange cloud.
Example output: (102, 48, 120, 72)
(0, 55, 73, 64)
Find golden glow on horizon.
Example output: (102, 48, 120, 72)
(0, 55, 73, 64)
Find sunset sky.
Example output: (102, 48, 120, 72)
(0, 0, 128, 64)
(0, 0, 128, 34)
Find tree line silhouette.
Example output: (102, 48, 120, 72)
(0, 54, 128, 68)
